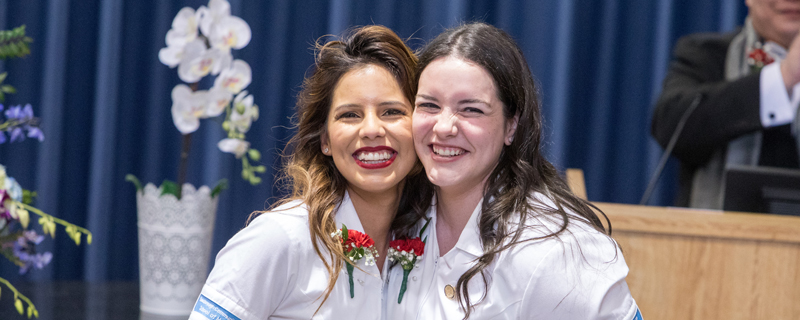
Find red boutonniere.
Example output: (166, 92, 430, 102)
(331, 224, 377, 298)
(748, 48, 775, 70)
(388, 219, 430, 303)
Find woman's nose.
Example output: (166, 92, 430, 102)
(360, 112, 385, 139)
(432, 111, 458, 137)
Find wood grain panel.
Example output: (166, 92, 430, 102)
(593, 203, 800, 320)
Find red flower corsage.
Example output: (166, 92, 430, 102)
(331, 224, 377, 298)
(747, 48, 775, 69)
(388, 219, 430, 303)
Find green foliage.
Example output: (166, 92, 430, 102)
(211, 179, 228, 198)
(125, 174, 143, 193)
(241, 152, 266, 185)
(21, 189, 36, 205)
(160, 180, 180, 199)
(0, 72, 17, 102)
(0, 25, 33, 60)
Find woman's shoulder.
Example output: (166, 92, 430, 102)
(505, 192, 622, 267)
(241, 199, 311, 247)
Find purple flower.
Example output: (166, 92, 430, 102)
(26, 126, 44, 141)
(21, 104, 34, 119)
(0, 103, 44, 144)
(12, 230, 52, 274)
(0, 189, 11, 220)
(9, 127, 23, 142)
(4, 105, 23, 120)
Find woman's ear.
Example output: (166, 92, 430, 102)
(321, 132, 331, 155)
(504, 113, 519, 145)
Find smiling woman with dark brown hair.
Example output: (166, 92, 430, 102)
(189, 25, 431, 319)
(385, 22, 640, 320)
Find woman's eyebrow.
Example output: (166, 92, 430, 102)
(378, 100, 407, 107)
(458, 98, 490, 106)
(416, 94, 438, 102)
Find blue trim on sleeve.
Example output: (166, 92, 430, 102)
(193, 294, 242, 320)
(633, 308, 643, 320)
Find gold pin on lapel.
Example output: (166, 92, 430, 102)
(444, 284, 455, 299)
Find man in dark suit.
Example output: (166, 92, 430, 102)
(652, 0, 800, 208)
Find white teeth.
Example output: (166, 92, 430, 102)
(356, 151, 392, 162)
(432, 146, 464, 157)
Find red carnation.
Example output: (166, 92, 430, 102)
(344, 229, 374, 252)
(748, 48, 775, 68)
(390, 237, 424, 256)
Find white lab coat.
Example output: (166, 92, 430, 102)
(190, 192, 388, 320)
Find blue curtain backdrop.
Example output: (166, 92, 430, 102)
(0, 0, 747, 282)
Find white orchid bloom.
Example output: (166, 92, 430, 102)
(212, 49, 233, 75)
(171, 84, 209, 134)
(208, 16, 251, 51)
(214, 60, 251, 94)
(166, 7, 200, 48)
(217, 138, 249, 158)
(198, 0, 231, 37)
(230, 90, 258, 133)
(177, 41, 230, 83)
(158, 45, 184, 68)
(206, 86, 233, 117)
(158, 7, 201, 68)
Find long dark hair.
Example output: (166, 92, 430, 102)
(252, 25, 432, 312)
(416, 22, 611, 318)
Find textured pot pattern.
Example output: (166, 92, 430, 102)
(136, 183, 218, 316)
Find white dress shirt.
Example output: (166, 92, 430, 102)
(189, 192, 388, 320)
(759, 41, 799, 128)
(385, 194, 641, 320)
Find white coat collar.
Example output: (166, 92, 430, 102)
(430, 196, 484, 258)
(334, 191, 365, 234)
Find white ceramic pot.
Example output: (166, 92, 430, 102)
(136, 183, 218, 316)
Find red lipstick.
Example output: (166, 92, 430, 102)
(352, 146, 397, 169)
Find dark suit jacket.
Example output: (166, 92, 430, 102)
(652, 29, 798, 206)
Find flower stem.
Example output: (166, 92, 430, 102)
(0, 276, 37, 315)
(176, 133, 192, 198)
(21, 203, 93, 239)
(346, 263, 355, 298)
(398, 269, 410, 304)
(176, 82, 200, 198)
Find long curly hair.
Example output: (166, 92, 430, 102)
(416, 22, 612, 318)
(251, 25, 432, 313)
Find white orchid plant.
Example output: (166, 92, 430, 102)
(129, 0, 264, 198)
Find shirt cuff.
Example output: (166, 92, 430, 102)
(760, 62, 798, 127)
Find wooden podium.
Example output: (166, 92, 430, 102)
(594, 202, 800, 320)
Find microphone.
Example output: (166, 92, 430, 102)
(640, 93, 704, 205)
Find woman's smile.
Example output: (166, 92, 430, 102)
(353, 146, 397, 169)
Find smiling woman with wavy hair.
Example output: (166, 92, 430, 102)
(190, 25, 431, 319)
